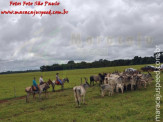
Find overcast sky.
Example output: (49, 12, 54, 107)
(0, 0, 162, 72)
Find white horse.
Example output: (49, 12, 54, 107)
(51, 78, 69, 91)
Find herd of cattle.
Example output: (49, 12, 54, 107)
(73, 68, 154, 106)
(25, 67, 154, 106)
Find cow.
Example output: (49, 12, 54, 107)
(73, 78, 90, 107)
(101, 84, 114, 97)
(90, 73, 106, 86)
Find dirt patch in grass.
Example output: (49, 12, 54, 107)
(0, 89, 70, 104)
(0, 96, 26, 104)
(56, 103, 65, 106)
(92, 95, 103, 99)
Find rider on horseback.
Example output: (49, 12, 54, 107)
(39, 76, 44, 85)
(56, 73, 62, 85)
(33, 77, 40, 91)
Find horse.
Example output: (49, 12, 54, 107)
(52, 77, 69, 91)
(25, 80, 51, 103)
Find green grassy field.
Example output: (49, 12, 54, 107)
(0, 64, 162, 121)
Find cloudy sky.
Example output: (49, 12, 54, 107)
(0, 0, 162, 72)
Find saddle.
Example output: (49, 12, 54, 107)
(32, 85, 39, 91)
(56, 81, 63, 85)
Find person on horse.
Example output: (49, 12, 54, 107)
(56, 73, 62, 85)
(39, 76, 44, 85)
(33, 77, 40, 91)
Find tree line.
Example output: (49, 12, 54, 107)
(1, 52, 162, 74)
(0, 70, 40, 75)
(40, 53, 163, 72)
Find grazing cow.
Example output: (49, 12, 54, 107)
(25, 81, 50, 103)
(101, 84, 114, 96)
(73, 78, 90, 107)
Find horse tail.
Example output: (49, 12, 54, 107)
(52, 80, 56, 84)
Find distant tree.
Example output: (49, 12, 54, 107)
(132, 56, 141, 65)
(67, 60, 75, 64)
(40, 65, 46, 71)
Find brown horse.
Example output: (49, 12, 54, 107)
(52, 78, 69, 91)
(25, 79, 51, 102)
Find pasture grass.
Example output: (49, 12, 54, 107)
(0, 64, 162, 121)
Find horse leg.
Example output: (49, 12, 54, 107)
(101, 91, 104, 97)
(53, 84, 55, 92)
(83, 95, 85, 104)
(116, 86, 118, 93)
(99, 80, 102, 86)
(144, 82, 147, 88)
(45, 90, 48, 98)
(26, 95, 28, 103)
(39, 92, 41, 100)
(45, 91, 46, 98)
(78, 96, 81, 107)
(121, 87, 124, 93)
(26, 93, 29, 103)
(61, 85, 64, 90)
(131, 84, 133, 91)
(52, 83, 55, 92)
(33, 93, 35, 99)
